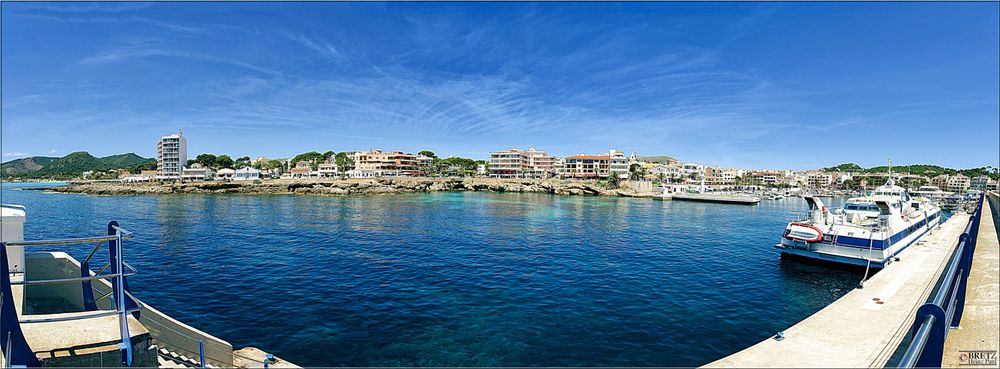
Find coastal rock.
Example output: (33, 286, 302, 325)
(29, 177, 655, 199)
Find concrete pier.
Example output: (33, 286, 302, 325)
(705, 212, 972, 368)
(671, 192, 760, 205)
(942, 197, 999, 367)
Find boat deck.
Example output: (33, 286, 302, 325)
(704, 212, 971, 368)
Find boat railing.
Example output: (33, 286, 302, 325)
(1, 221, 140, 367)
(896, 193, 985, 368)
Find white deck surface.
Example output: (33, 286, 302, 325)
(705, 213, 971, 368)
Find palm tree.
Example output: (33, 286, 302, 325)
(607, 174, 621, 189)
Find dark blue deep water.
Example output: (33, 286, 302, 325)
(2, 183, 861, 367)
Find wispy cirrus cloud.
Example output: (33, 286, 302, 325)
(19, 13, 210, 35)
(4, 2, 996, 168)
(77, 39, 282, 76)
(279, 31, 348, 62)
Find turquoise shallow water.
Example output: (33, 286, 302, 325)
(2, 183, 860, 366)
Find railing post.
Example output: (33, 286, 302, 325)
(108, 222, 134, 366)
(913, 304, 947, 368)
(952, 233, 972, 327)
(80, 239, 101, 312)
(199, 340, 206, 368)
(0, 243, 39, 367)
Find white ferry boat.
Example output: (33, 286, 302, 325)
(775, 177, 942, 268)
(910, 185, 951, 201)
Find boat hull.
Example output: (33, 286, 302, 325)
(776, 212, 941, 268)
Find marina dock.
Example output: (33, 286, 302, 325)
(706, 195, 998, 368)
(671, 192, 760, 205)
(942, 193, 999, 367)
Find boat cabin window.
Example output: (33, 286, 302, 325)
(845, 203, 878, 211)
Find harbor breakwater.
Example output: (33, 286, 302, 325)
(29, 177, 657, 197)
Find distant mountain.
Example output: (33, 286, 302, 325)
(100, 153, 155, 169)
(639, 156, 677, 164)
(34, 151, 111, 177)
(0, 152, 155, 179)
(822, 163, 999, 180)
(1, 156, 58, 175)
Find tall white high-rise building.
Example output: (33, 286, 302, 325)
(157, 130, 187, 180)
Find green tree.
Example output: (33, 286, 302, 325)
(335, 152, 354, 172)
(419, 151, 436, 158)
(195, 154, 218, 168)
(129, 161, 157, 174)
(216, 155, 234, 169)
(235, 156, 251, 168)
(266, 159, 283, 170)
(323, 151, 335, 162)
(607, 174, 622, 189)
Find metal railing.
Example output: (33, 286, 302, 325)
(1, 221, 140, 367)
(897, 193, 985, 368)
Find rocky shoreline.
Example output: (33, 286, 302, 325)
(25, 177, 658, 198)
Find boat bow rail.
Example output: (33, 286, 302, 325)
(896, 193, 986, 368)
(1, 221, 140, 367)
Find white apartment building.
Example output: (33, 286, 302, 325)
(180, 163, 212, 181)
(705, 167, 743, 185)
(807, 172, 834, 188)
(682, 163, 705, 174)
(233, 167, 261, 181)
(315, 163, 339, 177)
(561, 149, 629, 179)
(970, 175, 992, 191)
(947, 174, 971, 193)
(489, 147, 557, 178)
(348, 149, 424, 178)
(156, 130, 187, 180)
(608, 150, 629, 177)
(649, 164, 683, 179)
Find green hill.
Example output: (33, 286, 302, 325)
(823, 163, 999, 180)
(100, 153, 155, 168)
(33, 151, 111, 176)
(1, 152, 155, 179)
(1, 156, 58, 175)
(822, 163, 864, 172)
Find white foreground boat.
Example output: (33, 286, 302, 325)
(1, 204, 292, 368)
(775, 177, 942, 268)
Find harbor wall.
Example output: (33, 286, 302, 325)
(32, 177, 660, 198)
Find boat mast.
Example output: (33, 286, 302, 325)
(886, 158, 894, 186)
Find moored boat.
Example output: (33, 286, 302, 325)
(775, 176, 942, 268)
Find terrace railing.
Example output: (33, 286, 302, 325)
(896, 193, 986, 368)
(1, 221, 140, 367)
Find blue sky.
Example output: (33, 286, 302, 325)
(2, 2, 997, 170)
